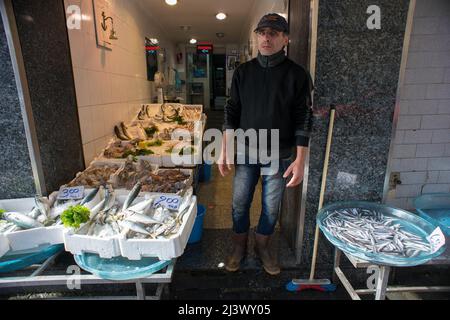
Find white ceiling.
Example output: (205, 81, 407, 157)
(138, 0, 258, 45)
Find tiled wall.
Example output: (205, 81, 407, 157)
(387, 0, 450, 209)
(64, 0, 176, 166)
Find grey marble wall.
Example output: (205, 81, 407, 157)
(11, 0, 84, 195)
(302, 0, 410, 271)
(0, 12, 35, 199)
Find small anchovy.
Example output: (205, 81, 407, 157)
(322, 208, 432, 258)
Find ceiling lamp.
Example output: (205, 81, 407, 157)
(165, 0, 177, 6)
(190, 38, 197, 44)
(216, 13, 227, 20)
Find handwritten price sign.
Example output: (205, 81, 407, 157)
(58, 186, 85, 200)
(153, 195, 181, 210)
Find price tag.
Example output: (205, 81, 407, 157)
(57, 186, 85, 200)
(427, 227, 446, 254)
(153, 195, 181, 211)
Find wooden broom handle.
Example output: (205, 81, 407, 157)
(310, 107, 336, 280)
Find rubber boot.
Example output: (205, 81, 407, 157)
(225, 232, 248, 272)
(254, 233, 281, 276)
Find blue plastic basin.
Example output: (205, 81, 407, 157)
(188, 204, 206, 244)
(414, 193, 450, 236)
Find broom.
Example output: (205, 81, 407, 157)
(286, 106, 337, 293)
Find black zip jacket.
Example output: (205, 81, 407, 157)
(223, 50, 314, 158)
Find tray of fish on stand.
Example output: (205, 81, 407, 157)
(63, 182, 197, 261)
(317, 201, 447, 267)
(0, 189, 103, 253)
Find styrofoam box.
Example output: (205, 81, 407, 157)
(0, 198, 64, 252)
(64, 193, 193, 259)
(119, 196, 197, 260)
(0, 234, 9, 258)
(63, 194, 146, 259)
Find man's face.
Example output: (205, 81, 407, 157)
(256, 27, 289, 56)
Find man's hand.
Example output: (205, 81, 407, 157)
(283, 146, 308, 188)
(218, 147, 233, 177)
(218, 131, 234, 177)
(283, 159, 305, 188)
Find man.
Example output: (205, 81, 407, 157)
(219, 13, 314, 276)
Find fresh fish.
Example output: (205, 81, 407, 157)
(138, 105, 147, 120)
(28, 207, 41, 219)
(89, 198, 107, 219)
(35, 196, 51, 218)
(119, 220, 151, 236)
(3, 212, 44, 229)
(145, 105, 152, 118)
(80, 187, 100, 206)
(120, 122, 133, 140)
(103, 187, 116, 212)
(115, 125, 130, 141)
(122, 182, 142, 212)
(322, 208, 432, 258)
(126, 197, 155, 214)
(125, 212, 163, 226)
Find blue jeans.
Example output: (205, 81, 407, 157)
(231, 157, 293, 236)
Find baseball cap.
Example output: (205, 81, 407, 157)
(254, 13, 289, 34)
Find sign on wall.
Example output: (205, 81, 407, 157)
(93, 0, 113, 50)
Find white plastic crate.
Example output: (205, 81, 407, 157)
(119, 196, 197, 260)
(0, 234, 9, 258)
(63, 229, 121, 259)
(0, 198, 64, 252)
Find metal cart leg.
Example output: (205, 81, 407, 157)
(332, 249, 342, 284)
(136, 280, 146, 300)
(375, 265, 391, 300)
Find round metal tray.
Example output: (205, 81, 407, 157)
(317, 201, 446, 267)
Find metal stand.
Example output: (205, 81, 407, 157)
(0, 253, 176, 300)
(333, 247, 450, 300)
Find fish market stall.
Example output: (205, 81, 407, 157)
(0, 103, 206, 299)
(317, 201, 450, 300)
(0, 185, 196, 300)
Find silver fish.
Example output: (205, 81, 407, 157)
(3, 212, 44, 229)
(122, 182, 142, 212)
(322, 208, 432, 258)
(125, 212, 163, 226)
(119, 220, 151, 236)
(80, 187, 100, 206)
(35, 196, 51, 218)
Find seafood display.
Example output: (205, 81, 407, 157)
(139, 104, 202, 123)
(72, 183, 194, 240)
(67, 165, 118, 187)
(322, 208, 433, 258)
(102, 137, 197, 160)
(112, 158, 192, 193)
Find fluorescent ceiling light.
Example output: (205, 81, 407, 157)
(216, 13, 227, 20)
(165, 0, 177, 6)
(190, 38, 197, 44)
